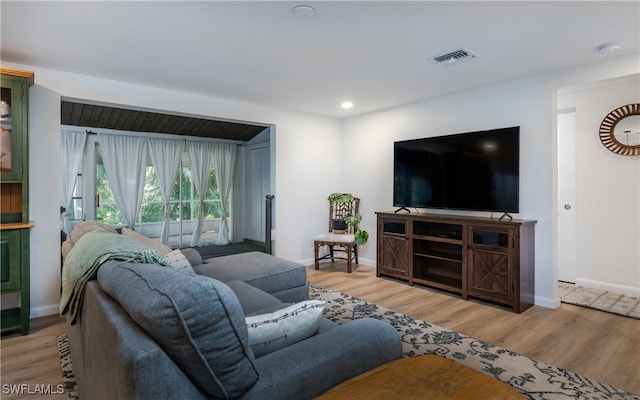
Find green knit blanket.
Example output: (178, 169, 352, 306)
(60, 229, 169, 324)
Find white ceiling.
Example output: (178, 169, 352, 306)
(1, 1, 639, 118)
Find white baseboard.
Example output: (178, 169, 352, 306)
(297, 257, 376, 268)
(2, 295, 60, 318)
(574, 278, 640, 297)
(31, 304, 60, 318)
(298, 257, 315, 266)
(534, 295, 560, 309)
(355, 257, 375, 267)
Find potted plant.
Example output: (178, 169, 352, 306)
(328, 193, 352, 233)
(327, 192, 369, 245)
(345, 212, 369, 245)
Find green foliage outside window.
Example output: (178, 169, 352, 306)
(96, 164, 228, 226)
(96, 164, 123, 225)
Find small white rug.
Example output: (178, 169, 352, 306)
(557, 281, 640, 320)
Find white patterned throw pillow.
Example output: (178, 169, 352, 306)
(246, 300, 326, 357)
(164, 249, 196, 274)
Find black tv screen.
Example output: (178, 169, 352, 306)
(393, 127, 519, 213)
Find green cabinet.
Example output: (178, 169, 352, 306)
(1, 68, 33, 335)
(1, 227, 31, 334)
(1, 230, 22, 291)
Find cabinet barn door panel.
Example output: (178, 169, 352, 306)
(380, 235, 409, 275)
(0, 237, 9, 282)
(467, 249, 512, 301)
(0, 230, 21, 291)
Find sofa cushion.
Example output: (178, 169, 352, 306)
(70, 220, 117, 244)
(194, 251, 307, 296)
(61, 240, 74, 261)
(97, 262, 259, 399)
(180, 247, 203, 267)
(121, 227, 173, 255)
(225, 280, 287, 316)
(246, 300, 326, 358)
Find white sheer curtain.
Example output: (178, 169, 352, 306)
(148, 138, 184, 244)
(212, 143, 237, 245)
(187, 141, 215, 246)
(60, 129, 87, 234)
(97, 133, 148, 230)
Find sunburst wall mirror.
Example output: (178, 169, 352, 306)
(599, 103, 640, 156)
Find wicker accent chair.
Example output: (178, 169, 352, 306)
(314, 195, 360, 273)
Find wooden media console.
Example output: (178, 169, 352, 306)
(376, 212, 535, 313)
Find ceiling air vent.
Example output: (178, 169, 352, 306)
(431, 48, 479, 65)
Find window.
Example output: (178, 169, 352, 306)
(95, 150, 227, 227)
(63, 174, 84, 221)
(68, 137, 230, 246)
(95, 162, 122, 225)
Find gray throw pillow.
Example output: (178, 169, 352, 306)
(97, 262, 259, 399)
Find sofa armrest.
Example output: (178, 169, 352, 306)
(240, 318, 402, 400)
(180, 247, 203, 266)
(68, 281, 207, 400)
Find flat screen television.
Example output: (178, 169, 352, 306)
(393, 126, 519, 213)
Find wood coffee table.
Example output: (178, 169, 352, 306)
(316, 354, 525, 399)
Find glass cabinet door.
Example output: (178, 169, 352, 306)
(0, 75, 26, 181)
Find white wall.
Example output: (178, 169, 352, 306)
(340, 54, 639, 308)
(557, 74, 640, 295)
(27, 84, 62, 317)
(5, 53, 638, 316)
(5, 63, 341, 318)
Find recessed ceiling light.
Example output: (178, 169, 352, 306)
(291, 5, 316, 18)
(596, 42, 622, 55)
(341, 101, 354, 109)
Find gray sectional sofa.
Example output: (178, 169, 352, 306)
(66, 245, 402, 399)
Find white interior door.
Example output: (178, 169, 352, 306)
(557, 110, 577, 282)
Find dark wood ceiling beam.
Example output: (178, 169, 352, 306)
(165, 115, 185, 134)
(60, 102, 73, 126)
(98, 107, 114, 129)
(180, 117, 200, 135)
(106, 108, 123, 128)
(151, 113, 172, 134)
(60, 101, 267, 141)
(122, 110, 141, 131)
(80, 104, 96, 126)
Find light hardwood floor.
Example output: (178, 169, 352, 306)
(307, 263, 640, 396)
(1, 262, 638, 398)
(1, 314, 68, 400)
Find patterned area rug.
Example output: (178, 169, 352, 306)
(310, 285, 639, 400)
(56, 286, 639, 400)
(557, 281, 640, 319)
(55, 335, 78, 400)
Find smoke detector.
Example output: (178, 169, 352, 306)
(431, 48, 479, 65)
(291, 5, 316, 18)
(596, 42, 621, 56)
